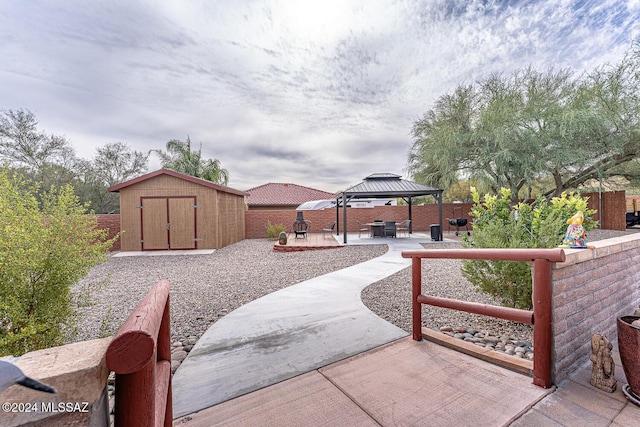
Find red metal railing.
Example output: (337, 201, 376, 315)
(106, 280, 172, 427)
(401, 248, 565, 388)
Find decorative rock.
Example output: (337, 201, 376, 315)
(184, 345, 194, 352)
(171, 360, 181, 374)
(434, 325, 535, 363)
(172, 350, 188, 363)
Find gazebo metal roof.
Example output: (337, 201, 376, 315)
(342, 173, 442, 197)
(337, 173, 443, 243)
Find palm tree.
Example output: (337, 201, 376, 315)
(154, 137, 229, 185)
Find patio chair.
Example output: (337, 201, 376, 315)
(396, 220, 411, 237)
(383, 221, 396, 238)
(356, 221, 369, 238)
(322, 221, 336, 239)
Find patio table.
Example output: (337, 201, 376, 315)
(366, 222, 386, 238)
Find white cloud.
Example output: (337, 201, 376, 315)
(0, 0, 638, 192)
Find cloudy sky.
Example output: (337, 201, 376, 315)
(1, 1, 638, 192)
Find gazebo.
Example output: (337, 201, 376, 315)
(337, 173, 443, 244)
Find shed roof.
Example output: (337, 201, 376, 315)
(342, 173, 442, 198)
(107, 168, 247, 197)
(245, 183, 336, 206)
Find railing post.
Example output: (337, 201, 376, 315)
(158, 294, 173, 427)
(412, 257, 422, 341)
(106, 280, 172, 427)
(533, 259, 553, 388)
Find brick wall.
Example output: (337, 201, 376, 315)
(96, 214, 121, 251)
(244, 203, 474, 239)
(551, 234, 640, 383)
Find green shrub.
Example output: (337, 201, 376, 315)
(0, 169, 117, 356)
(461, 187, 596, 309)
(266, 220, 287, 239)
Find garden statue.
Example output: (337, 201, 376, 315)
(560, 211, 593, 249)
(590, 333, 617, 393)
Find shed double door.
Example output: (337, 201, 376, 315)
(141, 197, 197, 250)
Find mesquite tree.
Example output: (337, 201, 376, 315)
(409, 40, 640, 202)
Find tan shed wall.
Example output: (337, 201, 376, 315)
(118, 174, 244, 251)
(216, 191, 246, 248)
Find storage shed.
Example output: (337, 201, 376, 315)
(108, 169, 247, 251)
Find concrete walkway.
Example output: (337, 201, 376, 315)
(172, 233, 438, 418)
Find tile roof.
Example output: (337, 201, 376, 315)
(245, 183, 336, 206)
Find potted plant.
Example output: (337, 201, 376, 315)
(617, 315, 640, 405)
(278, 231, 287, 245)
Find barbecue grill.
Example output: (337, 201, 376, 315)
(447, 207, 470, 236)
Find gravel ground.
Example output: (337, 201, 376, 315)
(362, 241, 536, 341)
(72, 228, 639, 346)
(363, 228, 640, 342)
(72, 240, 387, 344)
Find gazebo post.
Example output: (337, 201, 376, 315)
(335, 197, 340, 236)
(408, 198, 413, 234)
(437, 192, 443, 240)
(342, 192, 348, 244)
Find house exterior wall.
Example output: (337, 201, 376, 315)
(247, 204, 298, 211)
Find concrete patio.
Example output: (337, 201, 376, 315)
(172, 232, 640, 426)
